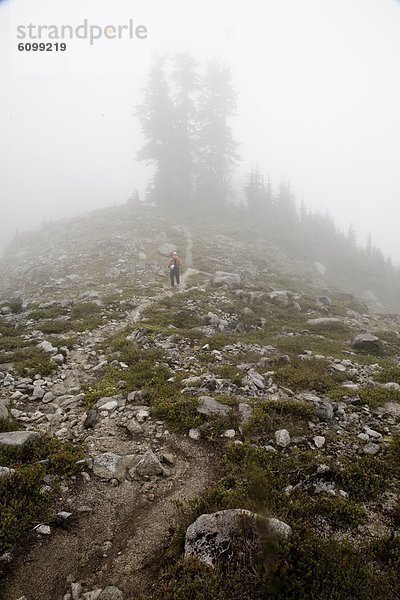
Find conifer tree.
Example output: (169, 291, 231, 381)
(196, 61, 240, 209)
(136, 56, 177, 206)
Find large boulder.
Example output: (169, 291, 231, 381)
(185, 509, 291, 566)
(352, 334, 381, 352)
(0, 431, 40, 447)
(212, 271, 241, 286)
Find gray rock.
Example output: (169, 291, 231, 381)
(100, 400, 118, 412)
(268, 291, 289, 305)
(32, 385, 45, 400)
(241, 370, 265, 390)
(363, 426, 382, 440)
(84, 408, 99, 429)
(312, 398, 334, 421)
(136, 449, 164, 476)
(212, 271, 241, 286)
(222, 429, 236, 438)
(313, 435, 326, 448)
(238, 403, 252, 432)
(53, 353, 65, 365)
(185, 509, 291, 566)
(189, 428, 200, 440)
(197, 396, 232, 417)
(275, 429, 291, 447)
(37, 340, 58, 354)
(363, 442, 380, 455)
(82, 591, 103, 600)
(0, 466, 15, 478)
(382, 382, 400, 391)
(317, 296, 332, 306)
(352, 334, 381, 351)
(0, 431, 40, 447)
(42, 391, 55, 404)
(307, 318, 343, 327)
(99, 587, 124, 600)
(125, 418, 143, 437)
(93, 452, 126, 482)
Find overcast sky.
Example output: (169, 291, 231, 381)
(1, 0, 400, 261)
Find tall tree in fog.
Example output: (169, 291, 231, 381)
(136, 56, 177, 206)
(172, 53, 199, 208)
(245, 168, 266, 214)
(196, 61, 239, 209)
(246, 168, 274, 215)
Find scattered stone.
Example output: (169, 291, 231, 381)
(313, 436, 326, 448)
(98, 587, 124, 600)
(0, 431, 40, 447)
(352, 334, 381, 351)
(36, 524, 51, 535)
(189, 428, 200, 440)
(84, 408, 99, 429)
(136, 449, 164, 477)
(222, 429, 236, 438)
(241, 370, 265, 390)
(197, 396, 232, 417)
(0, 466, 15, 478)
(363, 442, 380, 455)
(93, 453, 126, 482)
(275, 429, 291, 447)
(125, 418, 143, 437)
(312, 398, 334, 421)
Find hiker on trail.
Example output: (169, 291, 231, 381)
(168, 251, 183, 287)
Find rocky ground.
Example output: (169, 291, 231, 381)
(1, 204, 400, 599)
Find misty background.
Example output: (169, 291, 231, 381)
(1, 0, 400, 261)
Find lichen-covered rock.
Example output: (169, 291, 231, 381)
(185, 509, 291, 566)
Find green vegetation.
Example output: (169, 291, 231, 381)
(273, 356, 347, 393)
(153, 441, 391, 600)
(358, 386, 400, 408)
(0, 437, 82, 552)
(245, 400, 313, 440)
(10, 346, 56, 376)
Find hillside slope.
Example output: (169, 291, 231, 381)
(1, 204, 400, 599)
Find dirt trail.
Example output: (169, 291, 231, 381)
(1, 228, 216, 600)
(2, 437, 216, 600)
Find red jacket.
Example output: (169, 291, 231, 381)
(168, 255, 183, 268)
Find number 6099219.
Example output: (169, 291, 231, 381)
(18, 42, 67, 51)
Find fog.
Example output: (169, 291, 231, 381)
(1, 0, 400, 261)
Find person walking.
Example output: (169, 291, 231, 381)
(168, 251, 183, 287)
